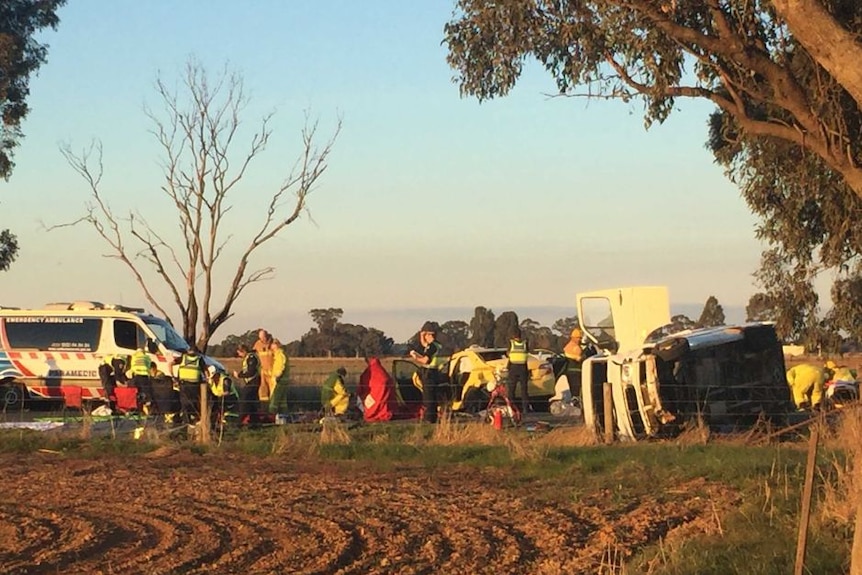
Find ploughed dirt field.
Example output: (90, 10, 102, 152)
(0, 449, 734, 575)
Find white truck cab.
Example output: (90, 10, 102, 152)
(0, 301, 223, 407)
(577, 287, 792, 441)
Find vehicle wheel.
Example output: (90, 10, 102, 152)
(549, 400, 564, 416)
(2, 384, 25, 409)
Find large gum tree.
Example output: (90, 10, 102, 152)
(1, 0, 67, 272)
(445, 0, 862, 345)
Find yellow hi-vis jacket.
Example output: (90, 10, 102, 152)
(508, 339, 528, 364)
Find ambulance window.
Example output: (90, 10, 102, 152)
(3, 317, 102, 351)
(114, 320, 145, 351)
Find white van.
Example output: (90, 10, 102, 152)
(0, 301, 223, 407)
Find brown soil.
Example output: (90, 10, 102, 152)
(0, 450, 737, 574)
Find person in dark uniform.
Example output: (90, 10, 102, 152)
(98, 354, 129, 411)
(149, 362, 180, 423)
(233, 344, 261, 426)
(506, 327, 529, 416)
(176, 346, 206, 424)
(409, 321, 443, 424)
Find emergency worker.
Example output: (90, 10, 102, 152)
(560, 328, 586, 399)
(268, 340, 290, 415)
(507, 327, 529, 415)
(234, 344, 261, 426)
(786, 363, 826, 410)
(253, 329, 274, 403)
(177, 346, 206, 423)
(207, 366, 238, 430)
(826, 361, 857, 384)
(98, 354, 129, 410)
(128, 347, 154, 413)
(409, 321, 443, 423)
(321, 367, 350, 416)
(149, 362, 180, 422)
(563, 328, 584, 362)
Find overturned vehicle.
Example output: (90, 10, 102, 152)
(577, 286, 794, 441)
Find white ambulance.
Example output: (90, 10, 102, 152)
(0, 301, 223, 407)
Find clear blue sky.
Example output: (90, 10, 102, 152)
(3, 0, 766, 343)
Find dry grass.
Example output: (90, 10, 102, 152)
(535, 424, 599, 447)
(820, 410, 862, 524)
(270, 426, 322, 458)
(319, 417, 352, 446)
(674, 414, 711, 446)
(396, 411, 555, 461)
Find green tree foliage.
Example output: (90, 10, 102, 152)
(287, 310, 393, 358)
(697, 296, 726, 328)
(207, 329, 258, 357)
(746, 293, 778, 322)
(754, 249, 819, 344)
(445, 1, 862, 332)
(670, 314, 697, 333)
(0, 229, 18, 271)
(0, 0, 66, 180)
(440, 320, 470, 352)
(519, 318, 541, 345)
(469, 306, 495, 347)
(551, 315, 578, 337)
(825, 276, 862, 342)
(493, 311, 520, 347)
(310, 308, 343, 333)
(445, 0, 862, 195)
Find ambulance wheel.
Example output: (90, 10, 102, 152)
(2, 383, 25, 408)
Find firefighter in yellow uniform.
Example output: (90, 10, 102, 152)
(785, 363, 825, 410)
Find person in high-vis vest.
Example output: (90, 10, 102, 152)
(268, 340, 290, 415)
(321, 367, 350, 416)
(207, 365, 238, 430)
(128, 347, 154, 413)
(409, 321, 443, 423)
(233, 344, 261, 426)
(177, 346, 206, 424)
(786, 363, 825, 410)
(253, 329, 274, 403)
(507, 328, 529, 415)
(98, 354, 129, 410)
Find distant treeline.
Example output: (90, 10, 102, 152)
(207, 299, 730, 358)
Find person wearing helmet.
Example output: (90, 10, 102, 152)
(207, 365, 237, 431)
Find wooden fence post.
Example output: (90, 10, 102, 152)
(603, 381, 614, 444)
(199, 382, 210, 444)
(794, 426, 819, 575)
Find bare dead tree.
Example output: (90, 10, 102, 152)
(56, 59, 341, 349)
